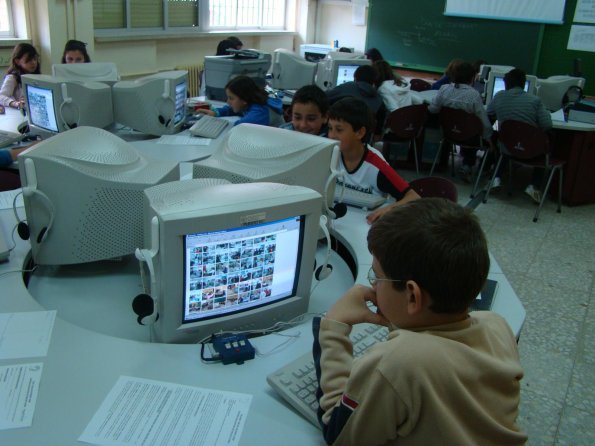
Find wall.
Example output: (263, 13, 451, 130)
(316, 3, 368, 51)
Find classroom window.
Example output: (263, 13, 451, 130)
(210, 0, 285, 29)
(93, 0, 286, 31)
(93, 0, 200, 30)
(0, 0, 15, 37)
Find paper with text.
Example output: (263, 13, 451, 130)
(0, 311, 56, 360)
(0, 188, 23, 210)
(0, 363, 43, 430)
(79, 376, 252, 446)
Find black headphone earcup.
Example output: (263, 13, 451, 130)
(158, 115, 165, 124)
(331, 202, 347, 219)
(17, 221, 30, 240)
(36, 227, 48, 244)
(132, 293, 158, 325)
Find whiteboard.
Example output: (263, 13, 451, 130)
(444, 0, 566, 24)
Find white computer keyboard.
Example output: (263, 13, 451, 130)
(266, 322, 389, 427)
(336, 187, 387, 210)
(0, 130, 24, 149)
(189, 115, 230, 139)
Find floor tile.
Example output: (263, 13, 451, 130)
(518, 389, 562, 446)
(555, 405, 595, 446)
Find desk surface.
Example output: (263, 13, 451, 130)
(0, 202, 525, 446)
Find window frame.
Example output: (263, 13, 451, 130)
(0, 0, 16, 38)
(93, 0, 290, 38)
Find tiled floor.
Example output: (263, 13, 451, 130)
(398, 157, 595, 446)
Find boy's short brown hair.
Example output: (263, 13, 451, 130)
(367, 198, 490, 313)
(328, 97, 373, 140)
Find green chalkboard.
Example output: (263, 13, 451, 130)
(366, 0, 543, 74)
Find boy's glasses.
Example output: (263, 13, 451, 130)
(367, 267, 407, 287)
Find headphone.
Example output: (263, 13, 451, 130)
(324, 145, 347, 220)
(132, 217, 160, 325)
(15, 158, 55, 244)
(563, 85, 584, 110)
(157, 79, 175, 128)
(59, 83, 80, 130)
(314, 214, 333, 281)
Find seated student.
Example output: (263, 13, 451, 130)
(0, 43, 40, 110)
(327, 97, 419, 223)
(61, 40, 91, 63)
(0, 146, 27, 168)
(373, 60, 422, 112)
(327, 65, 386, 140)
(487, 68, 552, 202)
(280, 85, 329, 136)
(431, 58, 463, 90)
(364, 47, 384, 63)
(197, 75, 284, 127)
(429, 61, 493, 182)
(313, 198, 527, 446)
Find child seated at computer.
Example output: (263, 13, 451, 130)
(61, 40, 91, 64)
(327, 97, 419, 223)
(373, 60, 423, 112)
(313, 198, 527, 445)
(197, 75, 284, 127)
(0, 43, 40, 110)
(280, 85, 329, 136)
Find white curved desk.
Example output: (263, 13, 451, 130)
(0, 203, 525, 446)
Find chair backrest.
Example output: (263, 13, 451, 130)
(409, 78, 432, 92)
(385, 104, 428, 139)
(536, 76, 585, 111)
(439, 107, 483, 144)
(409, 176, 458, 202)
(498, 120, 550, 160)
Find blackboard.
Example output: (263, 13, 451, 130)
(366, 0, 543, 74)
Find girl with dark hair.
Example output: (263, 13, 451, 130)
(373, 60, 422, 112)
(197, 75, 283, 126)
(62, 40, 91, 63)
(0, 43, 40, 109)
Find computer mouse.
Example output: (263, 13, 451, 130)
(17, 121, 30, 134)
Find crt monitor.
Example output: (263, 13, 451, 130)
(17, 126, 179, 266)
(270, 48, 317, 90)
(485, 71, 537, 105)
(51, 62, 120, 85)
(204, 51, 272, 101)
(315, 57, 371, 90)
(192, 124, 339, 216)
(22, 74, 113, 137)
(140, 180, 323, 344)
(112, 70, 188, 136)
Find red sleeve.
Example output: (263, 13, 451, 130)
(365, 150, 411, 199)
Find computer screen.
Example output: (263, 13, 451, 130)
(204, 51, 272, 101)
(192, 124, 339, 216)
(485, 72, 537, 105)
(315, 57, 370, 90)
(112, 70, 188, 136)
(142, 180, 322, 344)
(51, 62, 120, 85)
(270, 49, 317, 90)
(18, 126, 179, 266)
(22, 74, 113, 137)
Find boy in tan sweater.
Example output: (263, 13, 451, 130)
(313, 198, 527, 445)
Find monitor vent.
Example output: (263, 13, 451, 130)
(147, 178, 230, 211)
(72, 188, 144, 262)
(192, 165, 250, 184)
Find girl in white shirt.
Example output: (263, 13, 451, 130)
(0, 43, 40, 109)
(373, 60, 423, 112)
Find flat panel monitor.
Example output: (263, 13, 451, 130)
(485, 71, 537, 105)
(204, 51, 271, 101)
(18, 126, 179, 265)
(192, 124, 339, 217)
(141, 180, 323, 344)
(315, 57, 370, 91)
(22, 74, 113, 137)
(51, 62, 120, 85)
(270, 49, 317, 90)
(112, 70, 188, 136)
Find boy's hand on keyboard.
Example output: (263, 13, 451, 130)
(325, 285, 390, 327)
(366, 204, 395, 224)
